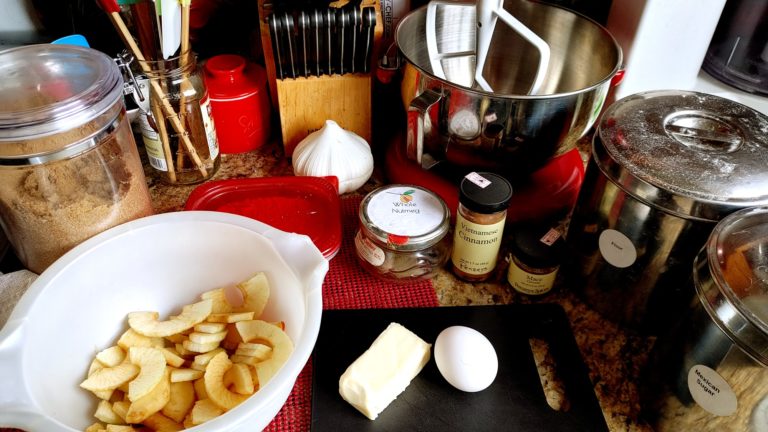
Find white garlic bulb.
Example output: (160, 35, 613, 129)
(292, 120, 374, 194)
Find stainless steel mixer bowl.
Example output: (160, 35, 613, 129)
(396, 0, 622, 175)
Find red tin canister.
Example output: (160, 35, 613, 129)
(203, 54, 271, 153)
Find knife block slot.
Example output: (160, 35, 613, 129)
(257, 0, 383, 157)
(276, 74, 372, 156)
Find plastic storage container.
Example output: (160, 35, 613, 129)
(0, 45, 154, 274)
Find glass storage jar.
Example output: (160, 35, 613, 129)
(137, 52, 221, 184)
(0, 45, 155, 274)
(355, 185, 451, 281)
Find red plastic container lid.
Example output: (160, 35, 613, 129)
(185, 176, 342, 259)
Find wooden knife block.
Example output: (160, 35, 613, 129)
(257, 0, 383, 156)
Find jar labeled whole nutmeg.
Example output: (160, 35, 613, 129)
(355, 185, 451, 281)
(451, 172, 513, 282)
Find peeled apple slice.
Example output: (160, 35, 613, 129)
(236, 272, 270, 317)
(235, 320, 294, 385)
(128, 299, 213, 337)
(128, 347, 167, 402)
(204, 351, 249, 410)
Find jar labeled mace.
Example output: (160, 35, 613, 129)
(507, 225, 565, 295)
(451, 172, 513, 282)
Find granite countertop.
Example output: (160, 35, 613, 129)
(145, 141, 655, 432)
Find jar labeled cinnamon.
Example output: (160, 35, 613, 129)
(451, 172, 513, 282)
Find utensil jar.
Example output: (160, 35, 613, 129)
(138, 53, 221, 184)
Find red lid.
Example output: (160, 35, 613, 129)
(203, 54, 267, 100)
(185, 176, 342, 259)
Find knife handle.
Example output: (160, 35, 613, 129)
(298, 10, 310, 78)
(267, 13, 284, 80)
(282, 12, 297, 79)
(362, 7, 376, 74)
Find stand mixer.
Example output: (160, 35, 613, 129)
(385, 0, 622, 223)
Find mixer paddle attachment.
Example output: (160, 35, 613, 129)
(426, 0, 550, 95)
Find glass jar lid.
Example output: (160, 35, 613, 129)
(0, 45, 124, 156)
(596, 90, 768, 222)
(694, 206, 768, 366)
(359, 184, 450, 251)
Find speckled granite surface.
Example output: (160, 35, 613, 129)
(144, 140, 655, 432)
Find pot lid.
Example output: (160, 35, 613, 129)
(595, 90, 768, 222)
(694, 206, 768, 366)
(184, 176, 341, 259)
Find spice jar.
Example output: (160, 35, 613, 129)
(451, 172, 513, 282)
(507, 225, 565, 295)
(0, 45, 154, 274)
(137, 52, 221, 184)
(355, 185, 451, 281)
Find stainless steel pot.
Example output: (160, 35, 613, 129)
(641, 206, 768, 431)
(566, 90, 768, 335)
(395, 0, 621, 174)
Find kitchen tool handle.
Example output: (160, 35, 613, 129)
(406, 89, 443, 164)
(268, 13, 284, 80)
(0, 319, 58, 431)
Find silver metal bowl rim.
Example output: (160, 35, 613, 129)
(395, 2, 624, 100)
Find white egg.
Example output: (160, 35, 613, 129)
(433, 325, 498, 392)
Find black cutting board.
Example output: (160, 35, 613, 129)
(310, 304, 609, 432)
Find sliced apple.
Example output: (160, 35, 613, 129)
(85, 422, 104, 432)
(190, 398, 224, 426)
(161, 348, 186, 368)
(128, 299, 213, 337)
(182, 339, 220, 353)
(224, 363, 255, 395)
(105, 425, 136, 432)
(117, 328, 164, 351)
(193, 347, 226, 367)
(204, 351, 249, 410)
(194, 322, 227, 334)
(188, 330, 228, 344)
(169, 368, 204, 383)
(94, 400, 124, 425)
(143, 412, 183, 432)
(200, 288, 234, 314)
(206, 311, 254, 324)
(111, 400, 130, 421)
(235, 320, 293, 386)
(194, 377, 208, 400)
(128, 347, 167, 402)
(125, 368, 171, 423)
(236, 272, 269, 317)
(81, 363, 140, 392)
(96, 346, 126, 368)
(234, 342, 272, 361)
(161, 381, 196, 424)
(87, 359, 115, 400)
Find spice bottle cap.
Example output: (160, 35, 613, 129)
(510, 225, 565, 268)
(458, 172, 513, 214)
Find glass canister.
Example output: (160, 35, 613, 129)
(137, 52, 221, 184)
(0, 45, 154, 274)
(641, 206, 768, 431)
(355, 185, 451, 281)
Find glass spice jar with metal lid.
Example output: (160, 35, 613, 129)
(451, 172, 513, 282)
(507, 224, 565, 296)
(355, 184, 452, 281)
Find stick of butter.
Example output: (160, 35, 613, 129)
(338, 322, 431, 420)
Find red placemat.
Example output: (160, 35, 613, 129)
(0, 196, 438, 432)
(265, 194, 439, 432)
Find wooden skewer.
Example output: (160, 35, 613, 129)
(98, 0, 208, 179)
(177, 0, 192, 170)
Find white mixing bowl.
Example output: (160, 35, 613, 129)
(0, 211, 328, 431)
